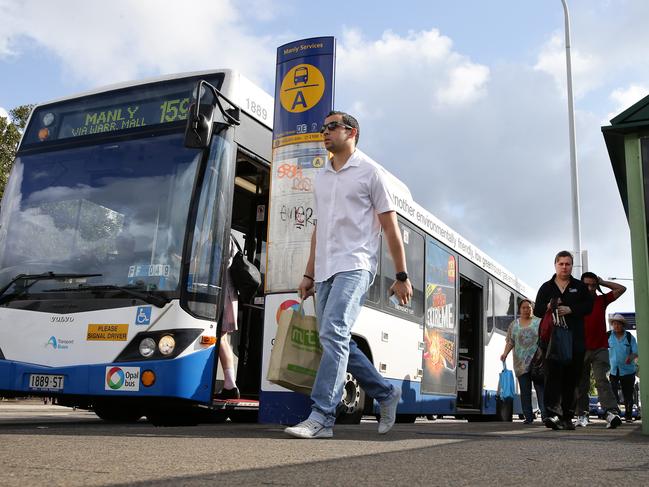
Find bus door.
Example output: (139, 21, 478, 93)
(456, 270, 483, 411)
(223, 153, 269, 400)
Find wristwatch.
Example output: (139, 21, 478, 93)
(396, 272, 408, 282)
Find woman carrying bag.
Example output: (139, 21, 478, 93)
(501, 299, 546, 424)
(533, 251, 593, 430)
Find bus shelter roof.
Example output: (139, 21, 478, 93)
(602, 92, 649, 219)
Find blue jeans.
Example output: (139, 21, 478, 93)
(308, 270, 394, 427)
(518, 372, 545, 421)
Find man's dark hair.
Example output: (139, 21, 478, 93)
(581, 271, 603, 294)
(327, 110, 360, 144)
(554, 250, 573, 263)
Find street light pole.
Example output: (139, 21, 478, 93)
(561, 0, 583, 274)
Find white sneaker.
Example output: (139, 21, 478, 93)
(378, 386, 402, 434)
(606, 411, 622, 429)
(576, 415, 589, 427)
(284, 419, 333, 439)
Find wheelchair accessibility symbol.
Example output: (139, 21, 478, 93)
(135, 306, 151, 325)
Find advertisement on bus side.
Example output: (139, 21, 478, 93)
(421, 238, 458, 395)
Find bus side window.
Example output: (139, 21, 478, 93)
(381, 219, 424, 320)
(366, 239, 381, 304)
(486, 278, 494, 333)
(493, 282, 514, 332)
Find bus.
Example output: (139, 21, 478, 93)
(0, 69, 535, 424)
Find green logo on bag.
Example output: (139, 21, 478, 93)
(290, 325, 322, 352)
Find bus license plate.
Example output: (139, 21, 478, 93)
(29, 374, 64, 391)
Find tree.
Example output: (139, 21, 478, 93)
(0, 105, 34, 201)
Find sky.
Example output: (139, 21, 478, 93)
(0, 0, 646, 314)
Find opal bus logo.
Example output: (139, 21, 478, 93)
(106, 367, 125, 389)
(105, 366, 140, 391)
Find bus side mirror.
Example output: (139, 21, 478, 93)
(184, 103, 215, 149)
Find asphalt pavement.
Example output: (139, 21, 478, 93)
(1, 400, 648, 487)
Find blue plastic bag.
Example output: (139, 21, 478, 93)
(498, 362, 515, 399)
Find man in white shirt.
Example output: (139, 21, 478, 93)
(284, 111, 413, 439)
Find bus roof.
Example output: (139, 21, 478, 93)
(361, 149, 534, 297)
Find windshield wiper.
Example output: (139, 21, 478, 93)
(0, 272, 102, 304)
(43, 284, 169, 308)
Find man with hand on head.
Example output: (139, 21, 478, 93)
(574, 273, 625, 429)
(284, 111, 413, 439)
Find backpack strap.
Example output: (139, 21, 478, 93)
(626, 331, 632, 346)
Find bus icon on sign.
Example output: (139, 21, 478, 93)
(294, 66, 308, 85)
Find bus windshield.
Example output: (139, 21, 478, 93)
(0, 132, 204, 297)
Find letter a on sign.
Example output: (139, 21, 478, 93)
(291, 91, 308, 110)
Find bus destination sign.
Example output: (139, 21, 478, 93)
(23, 73, 225, 145)
(60, 95, 190, 138)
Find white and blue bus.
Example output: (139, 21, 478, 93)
(0, 69, 534, 424)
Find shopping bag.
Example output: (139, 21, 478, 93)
(266, 298, 322, 395)
(496, 361, 515, 421)
(498, 361, 515, 399)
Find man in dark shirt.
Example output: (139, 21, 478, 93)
(574, 272, 625, 429)
(533, 251, 594, 430)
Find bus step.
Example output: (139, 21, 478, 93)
(211, 398, 259, 410)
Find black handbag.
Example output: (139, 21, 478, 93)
(229, 238, 261, 303)
(529, 347, 545, 383)
(546, 324, 572, 365)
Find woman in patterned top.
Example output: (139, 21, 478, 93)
(500, 299, 546, 424)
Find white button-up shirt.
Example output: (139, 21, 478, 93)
(313, 150, 395, 282)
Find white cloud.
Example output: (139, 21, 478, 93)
(608, 84, 649, 120)
(0, 0, 279, 89)
(0, 106, 8, 120)
(338, 29, 489, 111)
(534, 33, 601, 98)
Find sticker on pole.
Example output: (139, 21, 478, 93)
(279, 64, 326, 114)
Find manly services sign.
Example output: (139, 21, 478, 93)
(266, 37, 336, 293)
(272, 37, 335, 148)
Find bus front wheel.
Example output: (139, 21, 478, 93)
(93, 400, 143, 423)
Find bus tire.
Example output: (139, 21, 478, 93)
(93, 401, 143, 423)
(335, 372, 365, 424)
(146, 407, 200, 427)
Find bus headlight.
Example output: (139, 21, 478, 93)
(114, 328, 202, 362)
(158, 335, 176, 356)
(139, 338, 156, 358)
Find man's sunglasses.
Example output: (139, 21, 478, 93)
(319, 121, 353, 133)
